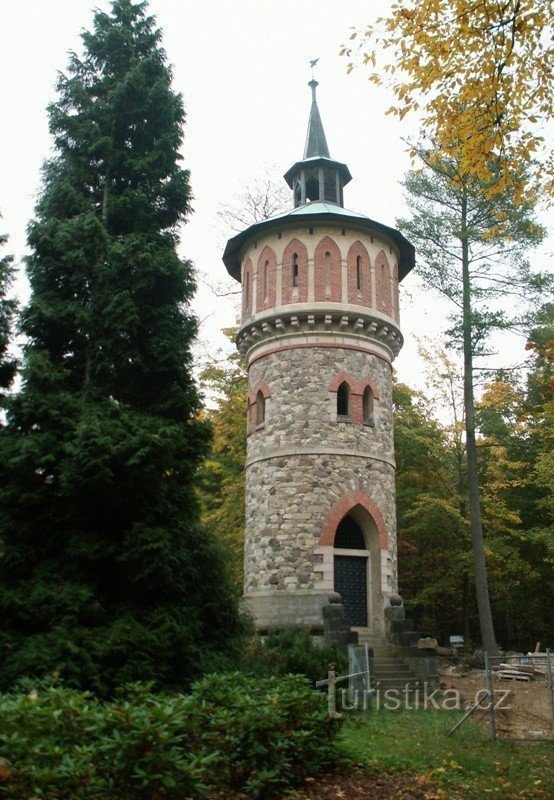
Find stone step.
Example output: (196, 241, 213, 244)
(352, 630, 388, 644)
(358, 641, 389, 647)
(371, 664, 415, 670)
(373, 666, 414, 674)
(372, 679, 421, 688)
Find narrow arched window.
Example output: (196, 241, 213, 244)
(324, 250, 331, 294)
(356, 255, 362, 291)
(263, 260, 269, 300)
(245, 271, 250, 309)
(292, 253, 299, 287)
(256, 391, 265, 426)
(363, 386, 375, 427)
(337, 382, 350, 418)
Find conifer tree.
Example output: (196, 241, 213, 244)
(397, 149, 549, 653)
(0, 0, 240, 693)
(0, 224, 17, 397)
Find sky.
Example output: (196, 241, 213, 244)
(1, 0, 551, 405)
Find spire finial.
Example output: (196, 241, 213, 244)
(303, 65, 330, 159)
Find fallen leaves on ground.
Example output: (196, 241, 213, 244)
(208, 768, 456, 799)
(286, 768, 453, 799)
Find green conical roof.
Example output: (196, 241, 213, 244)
(304, 80, 330, 158)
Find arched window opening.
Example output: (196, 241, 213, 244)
(263, 260, 269, 300)
(363, 386, 375, 427)
(256, 391, 265, 426)
(292, 253, 299, 287)
(337, 382, 350, 418)
(356, 255, 362, 291)
(334, 515, 366, 549)
(324, 250, 331, 294)
(324, 168, 337, 202)
(245, 271, 250, 308)
(305, 167, 319, 201)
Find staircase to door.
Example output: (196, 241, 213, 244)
(354, 628, 421, 692)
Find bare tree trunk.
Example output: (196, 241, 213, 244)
(462, 571, 471, 647)
(461, 191, 498, 655)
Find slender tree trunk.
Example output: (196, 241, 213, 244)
(461, 191, 498, 655)
(462, 571, 471, 647)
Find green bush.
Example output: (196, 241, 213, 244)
(191, 672, 337, 797)
(241, 628, 348, 685)
(0, 681, 208, 799)
(0, 674, 338, 799)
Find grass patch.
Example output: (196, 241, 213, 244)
(338, 709, 553, 798)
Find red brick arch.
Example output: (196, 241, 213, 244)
(376, 250, 392, 316)
(314, 236, 342, 302)
(256, 246, 276, 311)
(242, 257, 253, 318)
(392, 262, 399, 322)
(347, 241, 371, 306)
(357, 377, 380, 400)
(328, 372, 357, 393)
(319, 491, 388, 550)
(281, 238, 308, 304)
(248, 380, 271, 405)
(328, 373, 380, 399)
(247, 381, 272, 433)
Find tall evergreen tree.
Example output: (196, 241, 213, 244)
(0, 223, 17, 398)
(0, 0, 240, 693)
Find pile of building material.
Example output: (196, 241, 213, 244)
(493, 663, 537, 682)
(492, 646, 550, 681)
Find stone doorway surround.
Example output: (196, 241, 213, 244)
(315, 490, 393, 635)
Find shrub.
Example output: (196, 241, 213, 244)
(241, 628, 348, 685)
(0, 674, 338, 799)
(190, 672, 337, 797)
(0, 681, 208, 799)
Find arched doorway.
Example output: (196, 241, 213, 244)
(333, 515, 369, 627)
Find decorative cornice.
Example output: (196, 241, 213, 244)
(246, 447, 396, 470)
(237, 307, 403, 361)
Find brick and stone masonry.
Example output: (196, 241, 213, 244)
(222, 80, 414, 635)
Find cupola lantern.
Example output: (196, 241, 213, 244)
(283, 80, 352, 208)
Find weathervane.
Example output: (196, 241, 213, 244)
(309, 57, 320, 80)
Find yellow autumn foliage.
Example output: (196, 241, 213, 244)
(342, 1, 553, 200)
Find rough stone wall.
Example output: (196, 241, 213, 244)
(244, 345, 398, 598)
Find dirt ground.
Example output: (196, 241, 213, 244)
(208, 769, 453, 800)
(286, 768, 452, 799)
(438, 666, 553, 740)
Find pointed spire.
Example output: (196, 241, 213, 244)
(303, 80, 330, 159)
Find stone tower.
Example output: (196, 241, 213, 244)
(223, 80, 414, 635)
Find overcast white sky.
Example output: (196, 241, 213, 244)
(2, 0, 551, 403)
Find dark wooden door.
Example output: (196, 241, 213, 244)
(334, 555, 368, 627)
